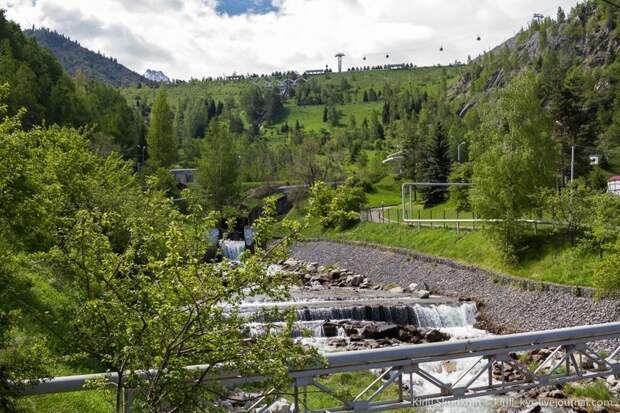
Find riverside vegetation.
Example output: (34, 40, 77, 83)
(4, 0, 620, 411)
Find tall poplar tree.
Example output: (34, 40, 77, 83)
(147, 89, 176, 168)
(197, 121, 240, 208)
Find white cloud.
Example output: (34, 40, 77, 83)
(1, 0, 581, 80)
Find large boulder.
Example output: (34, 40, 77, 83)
(346, 274, 364, 287)
(362, 324, 400, 340)
(423, 329, 449, 343)
(322, 322, 340, 338)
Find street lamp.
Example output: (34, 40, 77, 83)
(457, 141, 467, 163)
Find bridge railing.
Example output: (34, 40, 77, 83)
(16, 322, 620, 412)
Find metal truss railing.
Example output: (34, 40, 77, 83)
(16, 323, 620, 412)
(285, 323, 620, 412)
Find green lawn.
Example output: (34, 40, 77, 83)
(299, 218, 597, 287)
(274, 102, 384, 131)
(364, 175, 406, 208)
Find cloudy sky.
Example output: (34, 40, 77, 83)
(2, 0, 581, 80)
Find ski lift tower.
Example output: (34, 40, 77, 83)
(533, 13, 544, 22)
(335, 53, 345, 73)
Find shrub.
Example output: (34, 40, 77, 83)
(309, 179, 367, 229)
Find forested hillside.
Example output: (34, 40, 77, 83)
(447, 0, 620, 176)
(24, 27, 150, 87)
(0, 14, 144, 156)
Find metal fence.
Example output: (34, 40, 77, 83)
(17, 322, 620, 412)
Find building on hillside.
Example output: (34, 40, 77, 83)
(386, 63, 407, 70)
(609, 176, 620, 195)
(170, 168, 197, 188)
(303, 69, 325, 76)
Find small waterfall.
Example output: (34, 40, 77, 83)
(220, 240, 246, 260)
(413, 303, 477, 328)
(294, 303, 477, 329)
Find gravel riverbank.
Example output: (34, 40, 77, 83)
(290, 240, 620, 333)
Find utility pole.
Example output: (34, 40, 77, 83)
(335, 53, 345, 73)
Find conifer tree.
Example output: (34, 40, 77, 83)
(420, 121, 451, 207)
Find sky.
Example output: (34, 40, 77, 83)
(2, 0, 582, 80)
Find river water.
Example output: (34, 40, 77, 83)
(243, 267, 574, 412)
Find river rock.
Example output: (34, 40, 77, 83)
(306, 262, 319, 273)
(329, 269, 342, 280)
(546, 389, 566, 399)
(267, 398, 292, 413)
(442, 361, 458, 374)
(362, 324, 400, 339)
(347, 274, 364, 287)
(416, 290, 431, 299)
(322, 322, 339, 337)
(389, 286, 404, 293)
(423, 329, 449, 343)
(405, 283, 418, 292)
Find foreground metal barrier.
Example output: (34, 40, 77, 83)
(18, 323, 620, 412)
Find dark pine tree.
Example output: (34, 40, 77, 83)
(421, 121, 452, 207)
(363, 90, 369, 103)
(323, 106, 328, 123)
(382, 102, 390, 124)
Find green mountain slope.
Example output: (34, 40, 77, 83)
(122, 65, 464, 133)
(24, 27, 149, 87)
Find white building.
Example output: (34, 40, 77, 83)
(609, 176, 620, 195)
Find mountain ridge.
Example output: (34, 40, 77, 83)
(24, 27, 150, 87)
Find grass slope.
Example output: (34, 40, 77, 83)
(122, 65, 464, 133)
(295, 207, 597, 287)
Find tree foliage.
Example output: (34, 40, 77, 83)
(309, 179, 367, 229)
(471, 72, 557, 262)
(147, 90, 176, 168)
(197, 121, 240, 208)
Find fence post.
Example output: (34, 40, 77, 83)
(381, 202, 385, 224)
(417, 210, 421, 230)
(444, 210, 447, 229)
(409, 186, 413, 220)
(124, 389, 134, 413)
(457, 210, 460, 234)
(473, 212, 476, 231)
(430, 210, 433, 229)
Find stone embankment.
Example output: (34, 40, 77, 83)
(290, 240, 620, 334)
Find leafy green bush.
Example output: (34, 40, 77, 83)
(448, 162, 472, 211)
(309, 179, 367, 229)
